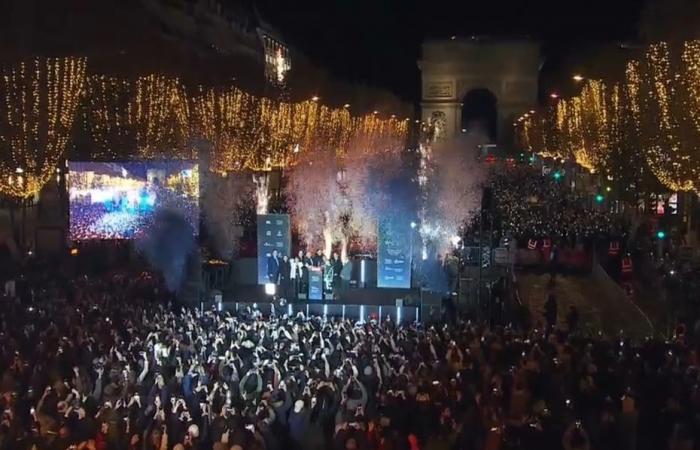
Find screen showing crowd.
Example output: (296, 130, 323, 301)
(68, 161, 199, 240)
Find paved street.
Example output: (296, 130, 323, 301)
(518, 270, 654, 340)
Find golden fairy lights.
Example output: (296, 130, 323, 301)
(0, 56, 408, 197)
(0, 57, 87, 197)
(191, 88, 407, 174)
(84, 74, 193, 160)
(132, 75, 192, 159)
(638, 42, 697, 192)
(518, 39, 700, 193)
(84, 75, 133, 159)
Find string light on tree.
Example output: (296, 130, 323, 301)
(0, 57, 87, 198)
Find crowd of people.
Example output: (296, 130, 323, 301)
(488, 167, 626, 248)
(1, 268, 699, 450)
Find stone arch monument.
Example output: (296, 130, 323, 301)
(418, 38, 540, 144)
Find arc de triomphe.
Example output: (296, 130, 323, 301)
(418, 38, 541, 144)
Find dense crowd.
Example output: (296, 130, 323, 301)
(0, 270, 699, 450)
(489, 168, 626, 247)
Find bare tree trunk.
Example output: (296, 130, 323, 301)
(323, 227, 332, 259)
(253, 173, 269, 215)
(340, 235, 348, 263)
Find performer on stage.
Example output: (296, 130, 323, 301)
(267, 249, 280, 284)
(312, 249, 324, 267)
(289, 256, 299, 300)
(280, 254, 291, 298)
(323, 255, 334, 294)
(331, 251, 343, 289)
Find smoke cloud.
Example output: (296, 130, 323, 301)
(137, 209, 196, 292)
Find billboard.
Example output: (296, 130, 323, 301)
(68, 161, 199, 240)
(256, 214, 291, 285)
(377, 218, 412, 288)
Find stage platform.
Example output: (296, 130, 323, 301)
(217, 284, 445, 325)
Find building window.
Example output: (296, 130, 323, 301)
(262, 35, 291, 86)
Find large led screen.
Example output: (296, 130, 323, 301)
(68, 162, 199, 240)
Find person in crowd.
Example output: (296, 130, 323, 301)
(267, 249, 280, 284)
(544, 292, 558, 329)
(566, 304, 579, 333)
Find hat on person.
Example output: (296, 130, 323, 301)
(293, 400, 304, 413)
(363, 366, 373, 376)
(187, 424, 200, 438)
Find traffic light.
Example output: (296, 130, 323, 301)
(595, 194, 604, 203)
(656, 230, 666, 240)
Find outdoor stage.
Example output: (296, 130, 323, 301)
(208, 258, 446, 324)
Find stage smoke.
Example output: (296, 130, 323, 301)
(426, 133, 487, 253)
(137, 209, 195, 292)
(201, 173, 254, 260)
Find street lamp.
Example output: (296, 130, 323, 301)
(573, 74, 584, 82)
(550, 92, 559, 99)
(311, 95, 320, 102)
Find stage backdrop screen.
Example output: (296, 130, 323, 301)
(256, 214, 291, 285)
(377, 218, 412, 288)
(68, 161, 199, 240)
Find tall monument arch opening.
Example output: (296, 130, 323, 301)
(419, 38, 540, 146)
(461, 88, 498, 140)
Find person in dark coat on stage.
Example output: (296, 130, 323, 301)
(267, 249, 281, 284)
(279, 254, 291, 298)
(312, 249, 324, 267)
(303, 251, 313, 267)
(331, 252, 343, 289)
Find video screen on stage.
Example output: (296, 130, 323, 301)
(68, 161, 199, 240)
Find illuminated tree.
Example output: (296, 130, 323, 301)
(190, 87, 254, 173)
(637, 43, 698, 192)
(0, 57, 87, 198)
(132, 74, 192, 159)
(83, 75, 134, 160)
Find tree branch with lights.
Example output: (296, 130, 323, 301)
(0, 57, 86, 198)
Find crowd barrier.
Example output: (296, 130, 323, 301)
(220, 301, 420, 325)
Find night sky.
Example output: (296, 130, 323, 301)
(257, 0, 646, 103)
